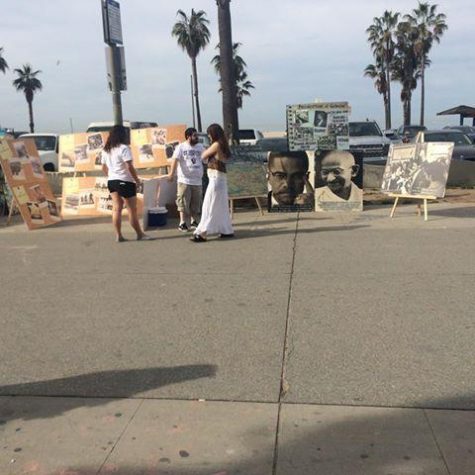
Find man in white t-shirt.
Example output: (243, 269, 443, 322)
(315, 150, 363, 211)
(167, 128, 205, 232)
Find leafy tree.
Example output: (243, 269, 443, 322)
(0, 47, 8, 74)
(216, 0, 239, 141)
(211, 42, 255, 109)
(405, 2, 447, 126)
(12, 64, 42, 133)
(172, 9, 210, 132)
(365, 11, 399, 129)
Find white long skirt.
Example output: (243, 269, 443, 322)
(195, 170, 233, 236)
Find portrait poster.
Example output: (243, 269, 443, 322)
(287, 102, 350, 152)
(61, 176, 144, 217)
(0, 138, 61, 229)
(314, 150, 363, 212)
(227, 146, 268, 199)
(131, 125, 186, 169)
(267, 150, 314, 212)
(381, 143, 453, 198)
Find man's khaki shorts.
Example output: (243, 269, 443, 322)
(176, 182, 202, 216)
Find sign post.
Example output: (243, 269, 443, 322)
(101, 0, 126, 126)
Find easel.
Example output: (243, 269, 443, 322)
(228, 195, 265, 218)
(5, 198, 17, 226)
(388, 194, 436, 221)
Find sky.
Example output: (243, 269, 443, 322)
(0, 0, 473, 134)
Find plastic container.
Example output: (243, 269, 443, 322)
(147, 206, 168, 227)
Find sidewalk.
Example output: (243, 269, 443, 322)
(1, 202, 474, 474)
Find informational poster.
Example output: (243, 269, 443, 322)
(59, 125, 186, 172)
(267, 151, 314, 212)
(381, 143, 453, 198)
(227, 146, 268, 199)
(287, 102, 350, 152)
(314, 150, 363, 212)
(59, 132, 108, 173)
(0, 138, 61, 229)
(61, 176, 144, 217)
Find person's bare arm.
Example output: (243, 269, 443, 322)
(166, 159, 178, 182)
(201, 142, 219, 161)
(102, 164, 108, 176)
(125, 161, 140, 183)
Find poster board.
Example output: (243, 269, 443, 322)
(381, 143, 453, 198)
(59, 125, 186, 172)
(314, 150, 363, 212)
(0, 138, 61, 229)
(59, 132, 108, 173)
(267, 151, 314, 212)
(61, 176, 144, 217)
(287, 102, 350, 152)
(227, 146, 268, 199)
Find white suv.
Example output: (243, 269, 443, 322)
(349, 121, 391, 161)
(19, 133, 59, 171)
(237, 129, 264, 145)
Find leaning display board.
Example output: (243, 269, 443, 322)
(314, 150, 364, 212)
(286, 102, 350, 152)
(61, 176, 144, 217)
(227, 145, 268, 199)
(0, 138, 61, 229)
(58, 125, 186, 172)
(381, 142, 453, 198)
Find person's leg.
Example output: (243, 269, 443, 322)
(190, 185, 202, 226)
(176, 183, 190, 231)
(110, 192, 124, 241)
(124, 196, 146, 238)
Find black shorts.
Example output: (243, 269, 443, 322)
(108, 180, 136, 198)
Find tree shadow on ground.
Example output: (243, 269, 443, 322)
(0, 364, 216, 423)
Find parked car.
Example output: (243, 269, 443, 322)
(237, 129, 264, 145)
(86, 120, 158, 133)
(443, 125, 475, 143)
(396, 124, 427, 143)
(196, 132, 210, 147)
(256, 136, 289, 152)
(415, 129, 475, 161)
(18, 133, 59, 171)
(349, 120, 391, 161)
(383, 129, 403, 143)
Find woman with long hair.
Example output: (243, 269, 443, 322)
(191, 123, 234, 242)
(101, 125, 151, 242)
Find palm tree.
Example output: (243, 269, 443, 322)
(405, 2, 447, 126)
(365, 11, 399, 129)
(392, 21, 420, 126)
(216, 0, 239, 142)
(211, 42, 255, 109)
(171, 9, 210, 132)
(0, 47, 8, 74)
(12, 64, 42, 133)
(364, 61, 388, 120)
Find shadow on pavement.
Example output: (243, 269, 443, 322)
(0, 364, 217, 423)
(428, 205, 475, 218)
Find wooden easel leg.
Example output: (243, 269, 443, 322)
(390, 197, 399, 218)
(255, 196, 264, 216)
(6, 198, 16, 226)
(229, 199, 234, 219)
(423, 199, 428, 221)
(416, 202, 422, 217)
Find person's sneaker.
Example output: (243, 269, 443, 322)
(178, 222, 189, 232)
(190, 220, 199, 229)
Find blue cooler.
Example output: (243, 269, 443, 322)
(147, 207, 168, 227)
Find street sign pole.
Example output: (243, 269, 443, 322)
(101, 0, 126, 126)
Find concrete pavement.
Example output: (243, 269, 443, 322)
(0, 201, 474, 474)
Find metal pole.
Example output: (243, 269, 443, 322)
(106, 45, 123, 126)
(69, 117, 74, 133)
(191, 74, 196, 128)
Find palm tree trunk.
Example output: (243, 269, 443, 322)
(217, 0, 239, 143)
(419, 60, 425, 127)
(191, 57, 202, 132)
(27, 98, 34, 133)
(386, 59, 392, 129)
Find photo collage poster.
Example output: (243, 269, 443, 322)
(61, 176, 144, 217)
(59, 132, 108, 173)
(314, 150, 364, 212)
(0, 138, 61, 229)
(58, 125, 186, 173)
(267, 151, 315, 212)
(287, 102, 350, 152)
(130, 124, 186, 169)
(381, 142, 453, 198)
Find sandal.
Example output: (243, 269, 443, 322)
(190, 234, 207, 243)
(219, 233, 234, 239)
